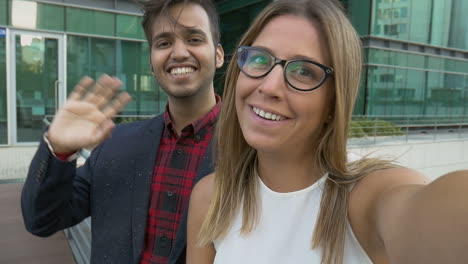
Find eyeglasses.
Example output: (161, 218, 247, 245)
(236, 46, 334, 91)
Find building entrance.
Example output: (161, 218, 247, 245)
(8, 30, 64, 144)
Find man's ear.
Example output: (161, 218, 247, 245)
(215, 44, 224, 69)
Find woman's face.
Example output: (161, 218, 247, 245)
(235, 15, 333, 156)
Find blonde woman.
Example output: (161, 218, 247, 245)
(186, 0, 468, 263)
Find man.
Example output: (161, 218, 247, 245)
(21, 0, 224, 263)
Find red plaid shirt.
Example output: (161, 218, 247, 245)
(140, 95, 221, 264)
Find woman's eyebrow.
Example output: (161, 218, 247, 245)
(252, 45, 323, 63)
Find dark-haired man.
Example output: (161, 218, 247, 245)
(21, 1, 224, 263)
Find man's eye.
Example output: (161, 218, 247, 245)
(188, 38, 203, 44)
(155, 41, 170, 48)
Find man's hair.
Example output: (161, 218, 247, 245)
(141, 0, 220, 46)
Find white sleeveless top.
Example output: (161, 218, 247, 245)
(213, 173, 373, 264)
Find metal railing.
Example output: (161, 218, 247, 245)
(64, 218, 91, 264)
(348, 115, 468, 147)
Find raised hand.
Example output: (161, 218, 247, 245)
(47, 74, 132, 153)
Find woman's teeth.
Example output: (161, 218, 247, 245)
(252, 106, 285, 121)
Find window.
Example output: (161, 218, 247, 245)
(384, 24, 398, 35)
(0, 36, 6, 144)
(399, 23, 407, 33)
(66, 7, 115, 36)
(116, 14, 145, 39)
(400, 7, 408, 18)
(11, 0, 65, 31)
(0, 0, 7, 25)
(380, 73, 395, 82)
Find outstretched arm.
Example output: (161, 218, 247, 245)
(363, 169, 468, 263)
(187, 173, 216, 264)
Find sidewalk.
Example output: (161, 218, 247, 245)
(0, 183, 76, 263)
(0, 146, 37, 181)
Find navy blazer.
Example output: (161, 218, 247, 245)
(21, 115, 215, 264)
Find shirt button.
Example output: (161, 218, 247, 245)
(167, 191, 173, 197)
(194, 134, 201, 142)
(176, 149, 182, 155)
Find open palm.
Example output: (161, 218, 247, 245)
(47, 75, 132, 153)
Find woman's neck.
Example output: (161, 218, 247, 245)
(256, 150, 324, 193)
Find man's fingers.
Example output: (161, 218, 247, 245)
(68, 76, 93, 100)
(102, 92, 132, 118)
(84, 74, 121, 107)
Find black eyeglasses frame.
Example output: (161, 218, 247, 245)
(236, 46, 334, 92)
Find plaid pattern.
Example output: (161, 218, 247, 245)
(140, 95, 221, 264)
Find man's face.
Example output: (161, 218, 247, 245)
(150, 3, 224, 100)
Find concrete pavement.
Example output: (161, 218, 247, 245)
(0, 146, 37, 181)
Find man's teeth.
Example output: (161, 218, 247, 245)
(252, 106, 285, 121)
(170, 67, 194, 75)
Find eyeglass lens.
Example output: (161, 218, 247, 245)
(238, 47, 326, 91)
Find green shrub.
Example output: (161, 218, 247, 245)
(349, 118, 403, 138)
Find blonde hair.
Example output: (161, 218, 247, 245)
(199, 0, 396, 263)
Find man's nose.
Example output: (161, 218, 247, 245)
(170, 40, 190, 60)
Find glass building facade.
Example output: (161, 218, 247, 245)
(350, 0, 468, 117)
(1, 0, 467, 146)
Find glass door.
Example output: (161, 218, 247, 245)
(9, 30, 64, 144)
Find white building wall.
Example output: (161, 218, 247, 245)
(349, 139, 468, 180)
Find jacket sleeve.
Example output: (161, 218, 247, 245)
(21, 136, 99, 237)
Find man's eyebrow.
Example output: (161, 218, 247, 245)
(151, 28, 207, 44)
(182, 28, 207, 38)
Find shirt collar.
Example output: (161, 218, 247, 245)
(163, 94, 222, 136)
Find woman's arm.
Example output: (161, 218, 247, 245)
(355, 168, 468, 264)
(187, 173, 216, 264)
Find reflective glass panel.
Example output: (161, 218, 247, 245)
(365, 66, 468, 116)
(15, 34, 58, 142)
(66, 7, 115, 36)
(116, 40, 160, 116)
(371, 0, 468, 49)
(0, 0, 7, 25)
(67, 36, 116, 94)
(11, 0, 64, 31)
(116, 14, 144, 40)
(0, 35, 6, 144)
(37, 4, 65, 31)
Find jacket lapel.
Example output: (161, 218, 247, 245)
(131, 115, 164, 263)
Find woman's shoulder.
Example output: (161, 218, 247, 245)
(351, 166, 429, 197)
(190, 173, 216, 212)
(349, 166, 429, 215)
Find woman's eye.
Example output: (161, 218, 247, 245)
(249, 55, 270, 66)
(297, 68, 313, 76)
(290, 65, 314, 77)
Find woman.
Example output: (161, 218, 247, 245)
(187, 0, 468, 263)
